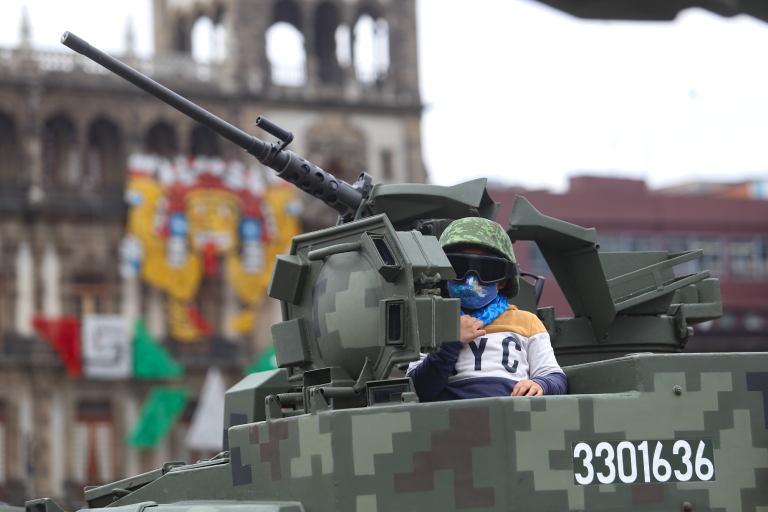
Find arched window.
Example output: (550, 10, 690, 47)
(0, 112, 20, 187)
(191, 125, 221, 157)
(191, 13, 228, 63)
(146, 122, 179, 159)
(315, 2, 344, 84)
(192, 16, 215, 62)
(354, 13, 389, 86)
(43, 115, 79, 187)
(335, 23, 351, 69)
(214, 9, 230, 61)
(274, 0, 302, 31)
(87, 118, 122, 189)
(267, 0, 306, 87)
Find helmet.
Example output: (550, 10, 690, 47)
(439, 217, 519, 298)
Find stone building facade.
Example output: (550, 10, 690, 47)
(0, 0, 425, 505)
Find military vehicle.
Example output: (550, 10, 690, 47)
(24, 28, 768, 512)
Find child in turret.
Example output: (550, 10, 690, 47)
(407, 217, 567, 401)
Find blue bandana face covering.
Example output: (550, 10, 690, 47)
(466, 294, 509, 326)
(447, 274, 498, 310)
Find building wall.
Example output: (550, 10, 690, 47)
(0, 0, 425, 505)
(489, 176, 768, 353)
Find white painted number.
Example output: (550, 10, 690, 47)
(595, 442, 616, 484)
(574, 439, 712, 485)
(574, 443, 594, 484)
(652, 441, 672, 482)
(673, 440, 693, 481)
(617, 441, 638, 483)
(637, 441, 651, 483)
(695, 440, 714, 481)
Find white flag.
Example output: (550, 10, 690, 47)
(82, 315, 132, 380)
(185, 366, 226, 452)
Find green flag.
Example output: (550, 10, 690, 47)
(127, 386, 189, 448)
(133, 319, 184, 379)
(245, 343, 277, 375)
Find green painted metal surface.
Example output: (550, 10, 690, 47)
(71, 354, 767, 512)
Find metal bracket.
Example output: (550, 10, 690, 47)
(255, 116, 293, 151)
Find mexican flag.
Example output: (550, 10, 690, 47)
(33, 316, 184, 381)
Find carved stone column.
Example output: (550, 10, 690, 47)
(14, 239, 35, 337)
(41, 242, 62, 317)
(23, 85, 43, 203)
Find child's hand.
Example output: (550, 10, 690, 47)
(460, 316, 486, 344)
(511, 380, 543, 396)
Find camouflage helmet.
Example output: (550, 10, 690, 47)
(439, 217, 519, 298)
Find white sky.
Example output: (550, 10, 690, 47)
(1, 0, 767, 191)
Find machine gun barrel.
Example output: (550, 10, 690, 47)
(60, 31, 366, 222)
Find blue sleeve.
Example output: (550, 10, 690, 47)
(532, 372, 568, 396)
(406, 342, 463, 402)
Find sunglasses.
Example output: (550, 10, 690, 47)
(446, 253, 519, 284)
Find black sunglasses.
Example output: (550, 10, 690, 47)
(446, 253, 519, 284)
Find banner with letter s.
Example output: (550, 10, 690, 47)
(82, 314, 132, 380)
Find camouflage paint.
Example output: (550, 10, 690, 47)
(439, 217, 519, 299)
(92, 354, 767, 512)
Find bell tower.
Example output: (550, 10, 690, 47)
(153, 0, 420, 100)
(152, 0, 425, 229)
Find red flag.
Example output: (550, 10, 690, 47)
(33, 316, 82, 377)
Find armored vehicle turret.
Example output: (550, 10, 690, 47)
(24, 32, 767, 512)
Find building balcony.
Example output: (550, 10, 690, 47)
(0, 46, 420, 111)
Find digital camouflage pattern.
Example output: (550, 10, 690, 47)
(312, 251, 384, 379)
(439, 218, 519, 298)
(67, 354, 767, 512)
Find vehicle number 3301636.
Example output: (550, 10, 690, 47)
(572, 439, 715, 485)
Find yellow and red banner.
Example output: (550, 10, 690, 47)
(122, 154, 302, 341)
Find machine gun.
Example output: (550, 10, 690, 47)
(60, 31, 499, 228)
(61, 30, 482, 396)
(62, 31, 366, 222)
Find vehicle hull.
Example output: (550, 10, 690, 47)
(101, 353, 768, 512)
